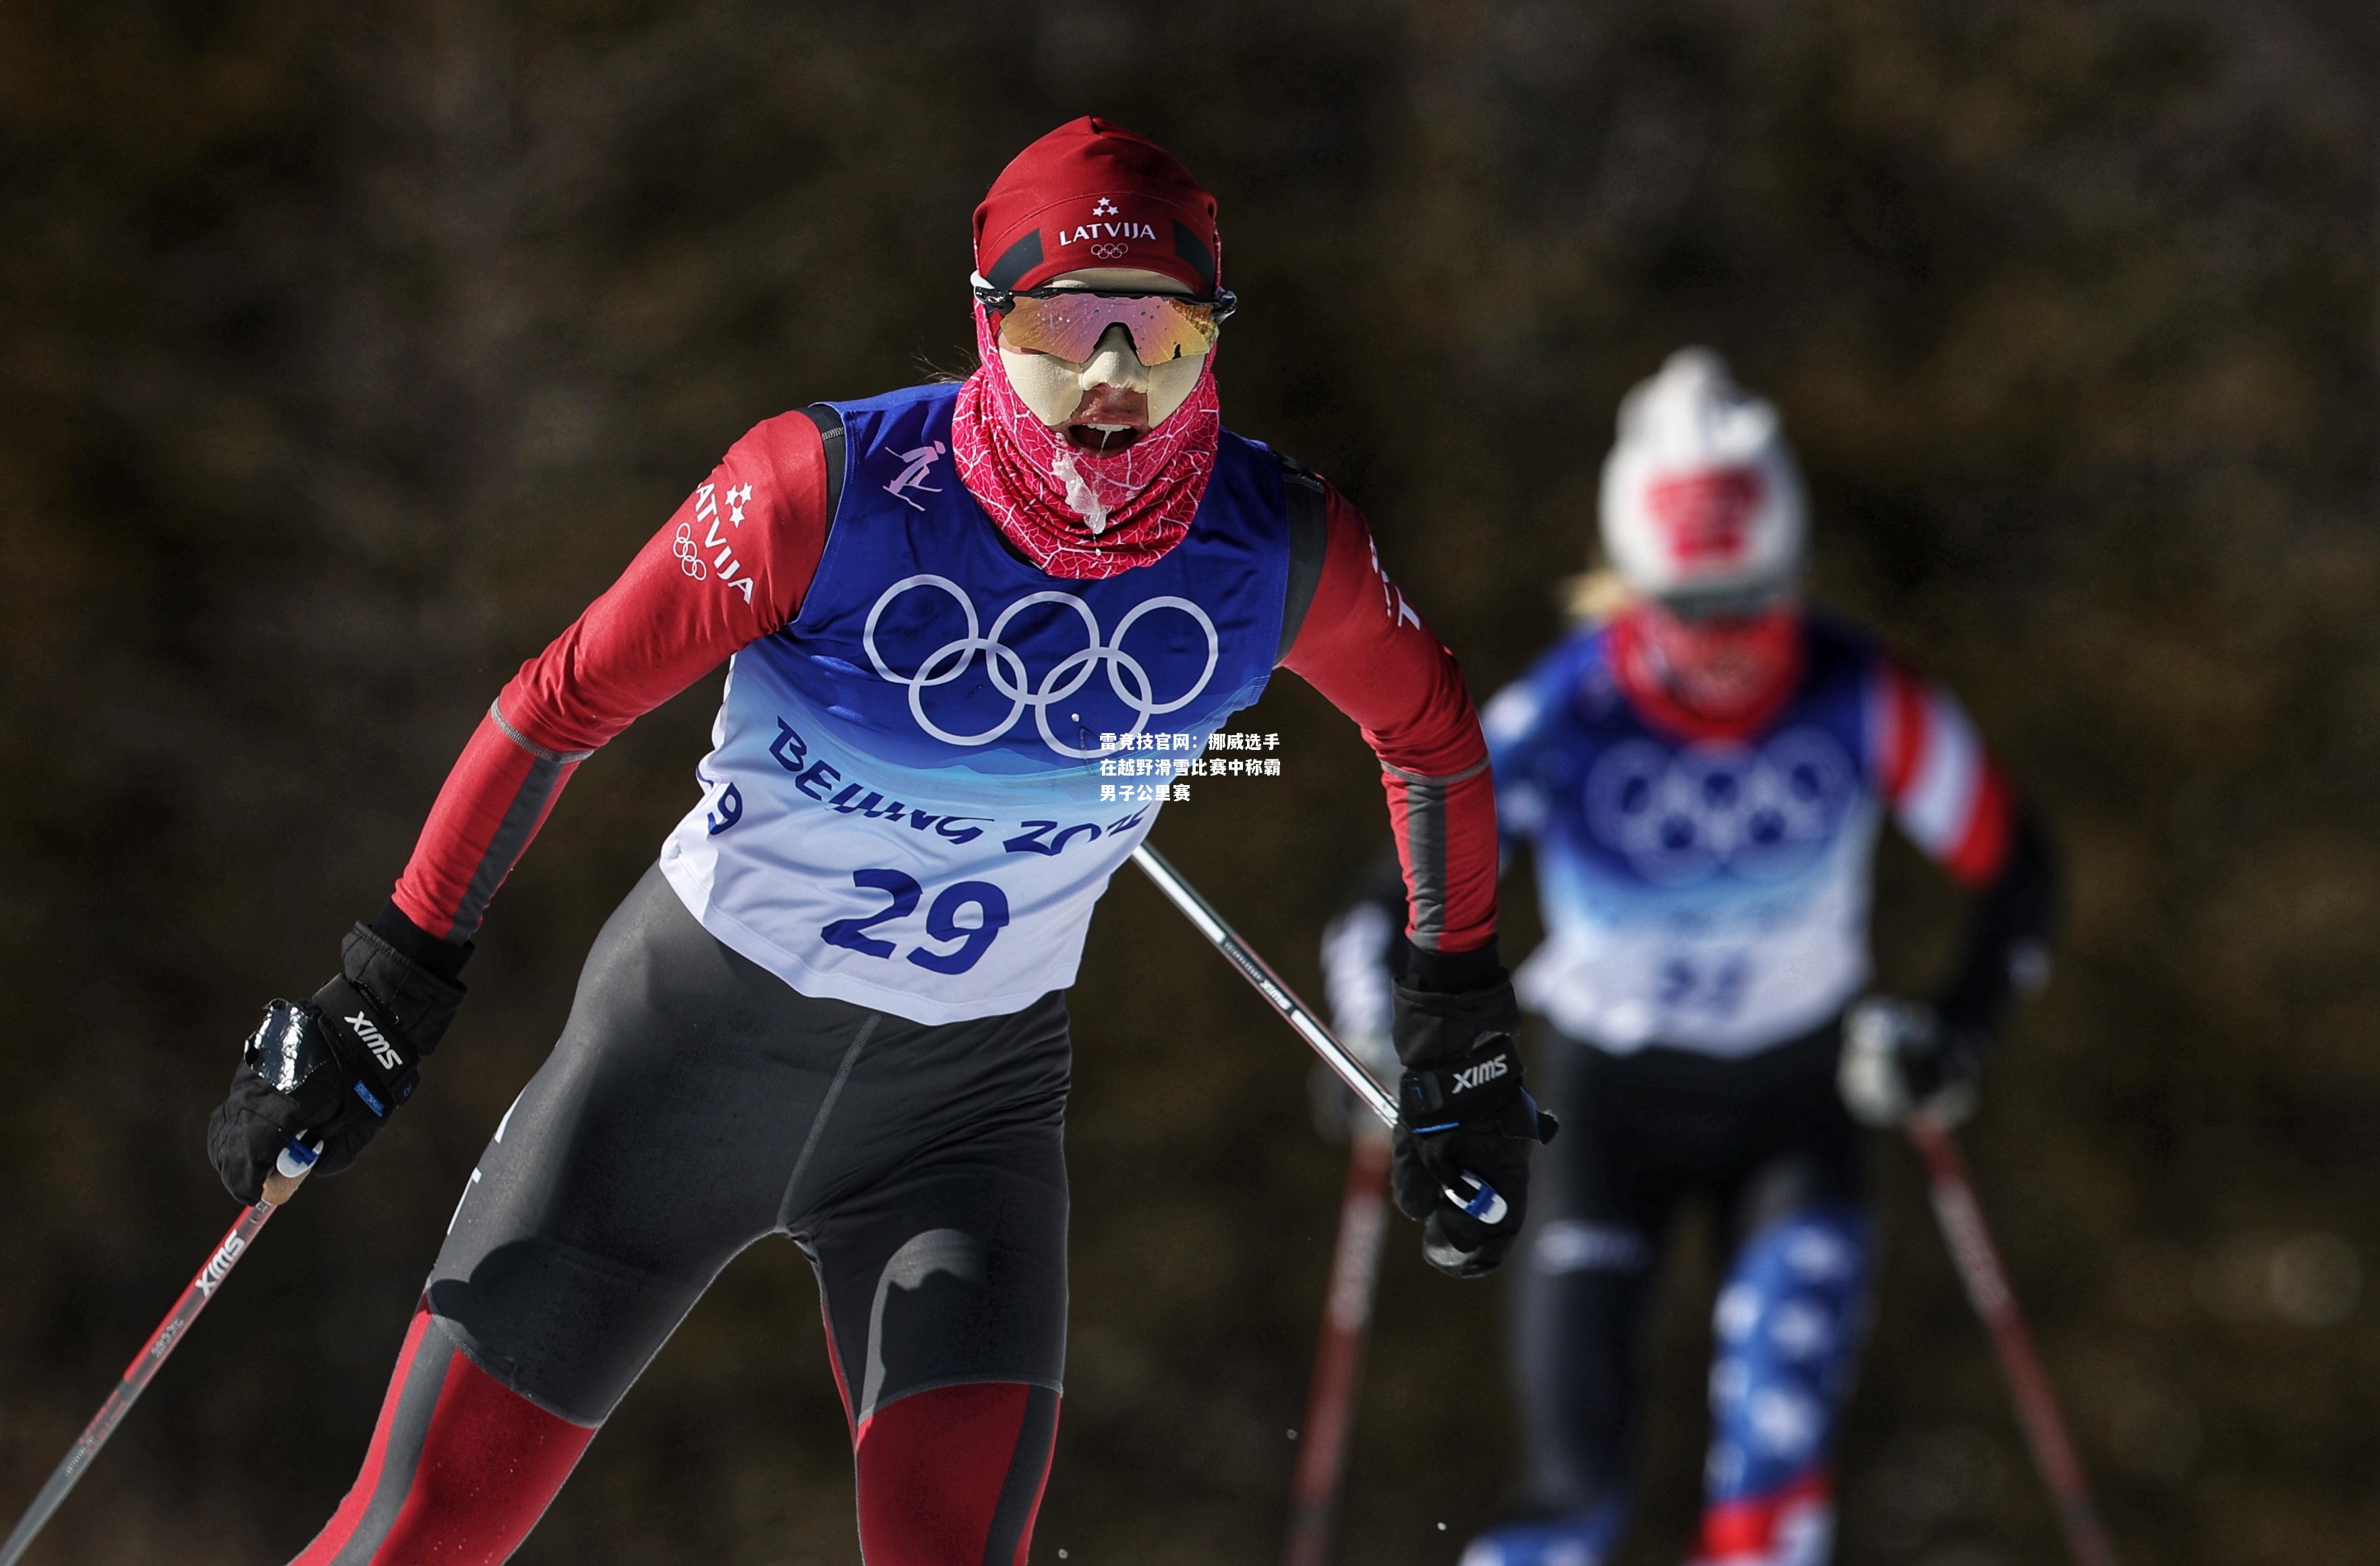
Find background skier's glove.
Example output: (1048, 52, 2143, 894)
(1838, 995, 1980, 1128)
(1390, 956, 1557, 1279)
(206, 908, 467, 1202)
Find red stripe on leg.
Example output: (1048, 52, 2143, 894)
(1695, 1470, 1833, 1562)
(855, 1383, 1043, 1566)
(289, 1310, 593, 1566)
(374, 1347, 595, 1561)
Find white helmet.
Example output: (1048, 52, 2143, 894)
(1598, 348, 1806, 612)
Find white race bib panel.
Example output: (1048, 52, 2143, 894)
(1488, 617, 1896, 1056)
(661, 385, 1291, 1023)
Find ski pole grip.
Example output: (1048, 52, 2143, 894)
(260, 1140, 320, 1207)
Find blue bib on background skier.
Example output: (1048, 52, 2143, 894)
(1486, 616, 1888, 1053)
(662, 383, 1292, 1022)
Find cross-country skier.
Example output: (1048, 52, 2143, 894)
(202, 118, 1551, 1565)
(1319, 349, 2058, 1566)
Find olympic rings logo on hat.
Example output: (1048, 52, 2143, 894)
(672, 522, 707, 579)
(1088, 241, 1131, 260)
(863, 574, 1219, 758)
(1586, 730, 1855, 885)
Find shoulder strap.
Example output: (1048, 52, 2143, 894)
(1277, 454, 1329, 662)
(802, 403, 848, 519)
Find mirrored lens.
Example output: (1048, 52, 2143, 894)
(994, 293, 1223, 366)
(1658, 582, 1794, 623)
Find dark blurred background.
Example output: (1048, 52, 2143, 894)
(4, 2, 2377, 1563)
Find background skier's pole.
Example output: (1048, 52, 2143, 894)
(1125, 843, 1416, 1566)
(1906, 1113, 2118, 1566)
(1281, 1124, 1393, 1566)
(0, 1147, 314, 1566)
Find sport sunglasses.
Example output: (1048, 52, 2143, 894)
(1653, 581, 1799, 623)
(973, 284, 1238, 366)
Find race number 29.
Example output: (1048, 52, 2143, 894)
(822, 868, 1011, 975)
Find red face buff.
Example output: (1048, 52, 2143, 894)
(1616, 598, 1804, 735)
(948, 117, 1227, 581)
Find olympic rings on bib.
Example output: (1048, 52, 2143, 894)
(1586, 730, 1855, 884)
(863, 574, 1221, 758)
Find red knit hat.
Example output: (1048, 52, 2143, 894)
(973, 117, 1221, 295)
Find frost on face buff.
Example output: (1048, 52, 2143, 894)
(995, 268, 1210, 464)
(952, 264, 1223, 565)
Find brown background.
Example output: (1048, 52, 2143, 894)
(3, 3, 2377, 1563)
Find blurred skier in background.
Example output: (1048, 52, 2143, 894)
(201, 118, 1550, 1565)
(1320, 349, 2058, 1566)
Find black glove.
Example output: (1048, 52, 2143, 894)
(206, 910, 467, 1203)
(1389, 960, 1557, 1279)
(1838, 997, 1981, 1128)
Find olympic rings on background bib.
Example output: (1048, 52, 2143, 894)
(862, 574, 1221, 758)
(1586, 730, 1855, 884)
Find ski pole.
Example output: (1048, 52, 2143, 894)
(1281, 1121, 1392, 1566)
(0, 1142, 318, 1566)
(1905, 1112, 2118, 1566)
(1128, 843, 1508, 1224)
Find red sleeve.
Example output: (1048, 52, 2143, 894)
(1871, 657, 2014, 890)
(1279, 483, 1497, 955)
(391, 411, 832, 941)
